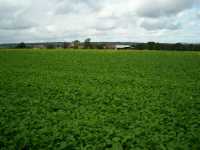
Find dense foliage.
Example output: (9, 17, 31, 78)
(133, 42, 200, 51)
(0, 49, 200, 149)
(16, 42, 27, 49)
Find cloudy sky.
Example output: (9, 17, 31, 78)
(0, 0, 200, 43)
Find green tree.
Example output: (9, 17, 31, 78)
(16, 42, 26, 48)
(46, 43, 55, 49)
(84, 38, 91, 49)
(73, 40, 80, 49)
(147, 42, 156, 50)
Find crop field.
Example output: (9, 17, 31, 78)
(0, 49, 200, 150)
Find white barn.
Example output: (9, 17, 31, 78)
(115, 44, 132, 50)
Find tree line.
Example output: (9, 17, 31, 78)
(11, 39, 200, 51)
(133, 42, 200, 51)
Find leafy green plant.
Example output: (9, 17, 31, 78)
(0, 49, 199, 149)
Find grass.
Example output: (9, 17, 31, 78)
(0, 49, 200, 149)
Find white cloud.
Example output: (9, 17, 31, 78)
(0, 0, 199, 43)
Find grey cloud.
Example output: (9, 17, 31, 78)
(93, 16, 119, 31)
(0, 1, 21, 19)
(0, 16, 37, 30)
(140, 19, 181, 31)
(0, 5, 17, 18)
(136, 0, 197, 18)
(0, 1, 37, 31)
(197, 12, 200, 18)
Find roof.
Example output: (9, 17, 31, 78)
(115, 45, 131, 49)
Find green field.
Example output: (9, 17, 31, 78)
(0, 49, 200, 150)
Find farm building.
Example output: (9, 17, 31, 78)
(115, 44, 132, 50)
(32, 44, 46, 49)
